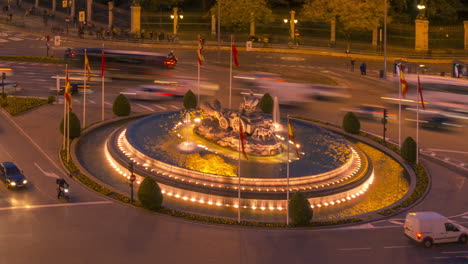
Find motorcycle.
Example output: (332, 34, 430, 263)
(58, 186, 71, 202)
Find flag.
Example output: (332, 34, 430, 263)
(417, 73, 425, 110)
(64, 67, 72, 111)
(288, 120, 300, 159)
(232, 43, 239, 67)
(239, 121, 248, 160)
(84, 53, 92, 81)
(101, 49, 105, 77)
(399, 66, 408, 98)
(197, 41, 204, 66)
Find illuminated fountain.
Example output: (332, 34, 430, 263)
(105, 94, 374, 212)
(272, 96, 283, 132)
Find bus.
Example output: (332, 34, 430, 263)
(65, 48, 177, 79)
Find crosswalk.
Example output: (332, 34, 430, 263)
(0, 30, 41, 43)
(56, 98, 182, 112)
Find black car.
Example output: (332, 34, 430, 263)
(0, 162, 28, 189)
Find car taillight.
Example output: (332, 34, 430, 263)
(403, 225, 406, 229)
(417, 233, 422, 239)
(71, 53, 75, 57)
(164, 60, 175, 66)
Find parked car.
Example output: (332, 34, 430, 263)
(404, 212, 468, 248)
(0, 162, 28, 189)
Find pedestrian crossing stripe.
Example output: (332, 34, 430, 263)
(169, 105, 180, 109)
(154, 104, 166, 110)
(8, 37, 23, 41)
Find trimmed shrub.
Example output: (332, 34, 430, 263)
(59, 111, 81, 139)
(258, 93, 274, 114)
(342, 112, 360, 134)
(138, 176, 163, 211)
(113, 94, 131, 116)
(288, 192, 313, 226)
(183, 89, 197, 109)
(401, 136, 417, 164)
(48, 95, 56, 104)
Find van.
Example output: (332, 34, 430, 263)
(404, 212, 468, 248)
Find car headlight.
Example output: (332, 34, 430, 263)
(64, 188, 69, 193)
(23, 180, 27, 184)
(10, 182, 16, 186)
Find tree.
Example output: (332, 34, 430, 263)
(342, 112, 360, 134)
(288, 192, 313, 226)
(138, 176, 163, 211)
(139, 0, 182, 11)
(60, 111, 81, 139)
(113, 94, 131, 116)
(258, 93, 274, 114)
(183, 89, 197, 109)
(401, 136, 417, 164)
(301, 0, 389, 49)
(210, 0, 273, 32)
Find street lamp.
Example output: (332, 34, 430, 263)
(283, 11, 298, 44)
(416, 1, 426, 19)
(170, 7, 183, 35)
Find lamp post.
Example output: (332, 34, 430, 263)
(128, 161, 135, 203)
(170, 7, 183, 35)
(383, 0, 387, 79)
(417, 0, 426, 20)
(283, 11, 297, 42)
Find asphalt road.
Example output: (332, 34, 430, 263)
(0, 32, 466, 263)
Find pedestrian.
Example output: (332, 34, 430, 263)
(159, 31, 164, 41)
(350, 59, 355, 72)
(149, 31, 154, 41)
(360, 62, 367, 75)
(8, 12, 12, 23)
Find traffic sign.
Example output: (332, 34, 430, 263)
(79, 11, 85, 22)
(62, 0, 67, 8)
(129, 174, 136, 182)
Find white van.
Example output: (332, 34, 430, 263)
(404, 212, 468, 248)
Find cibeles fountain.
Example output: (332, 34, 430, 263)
(105, 93, 374, 213)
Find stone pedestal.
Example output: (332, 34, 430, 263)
(211, 15, 216, 36)
(372, 27, 378, 46)
(130, 5, 141, 34)
(86, 0, 92, 23)
(415, 19, 429, 51)
(249, 12, 255, 36)
(464, 21, 468, 50)
(108, 1, 113, 29)
(330, 19, 336, 46)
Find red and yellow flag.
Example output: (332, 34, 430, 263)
(197, 41, 204, 66)
(399, 66, 408, 98)
(232, 42, 239, 67)
(417, 73, 425, 110)
(288, 120, 300, 159)
(84, 54, 92, 81)
(64, 66, 72, 111)
(239, 121, 248, 160)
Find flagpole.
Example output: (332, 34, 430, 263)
(398, 65, 402, 147)
(286, 116, 290, 226)
(416, 91, 419, 164)
(66, 108, 70, 163)
(229, 34, 233, 110)
(101, 43, 105, 121)
(83, 48, 87, 128)
(197, 61, 200, 108)
(62, 66, 67, 151)
(237, 127, 241, 223)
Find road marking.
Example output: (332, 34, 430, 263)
(136, 103, 154, 111)
(383, 245, 412, 249)
(8, 37, 23, 41)
(0, 201, 112, 211)
(338, 248, 371, 251)
(73, 99, 80, 103)
(169, 105, 180, 109)
(426, 149, 468, 154)
(154, 104, 166, 110)
(104, 102, 112, 106)
(31, 79, 48, 82)
(0, 144, 12, 159)
(463, 216, 468, 219)
(34, 162, 60, 178)
(89, 100, 96, 104)
(388, 220, 403, 225)
(442, 251, 468, 254)
(433, 257, 450, 259)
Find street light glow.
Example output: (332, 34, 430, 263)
(283, 19, 288, 24)
(417, 4, 425, 10)
(170, 14, 174, 19)
(293, 19, 298, 24)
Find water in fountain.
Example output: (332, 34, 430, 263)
(178, 112, 197, 152)
(272, 96, 283, 132)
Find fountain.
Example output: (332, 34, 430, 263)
(272, 96, 283, 132)
(177, 112, 197, 152)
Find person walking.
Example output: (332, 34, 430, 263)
(350, 59, 355, 72)
(360, 62, 367, 75)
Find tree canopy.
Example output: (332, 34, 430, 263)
(210, 0, 273, 32)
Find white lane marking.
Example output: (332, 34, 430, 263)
(73, 99, 80, 103)
(0, 108, 68, 178)
(463, 216, 468, 219)
(426, 149, 468, 154)
(280, 56, 305, 61)
(8, 37, 23, 41)
(0, 39, 8, 43)
(34, 162, 60, 178)
(338, 248, 371, 251)
(88, 100, 96, 104)
(442, 251, 468, 254)
(320, 70, 343, 77)
(337, 223, 375, 229)
(0, 201, 112, 211)
(136, 103, 154, 111)
(388, 220, 403, 225)
(0, 144, 12, 159)
(169, 105, 180, 109)
(104, 102, 112, 106)
(31, 79, 48, 82)
(154, 104, 166, 110)
(383, 246, 413, 249)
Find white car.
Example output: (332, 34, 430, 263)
(404, 212, 468, 248)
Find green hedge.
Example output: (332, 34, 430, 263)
(0, 96, 48, 115)
(0, 56, 65, 64)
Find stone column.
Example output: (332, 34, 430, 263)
(70, 0, 75, 19)
(52, 0, 56, 15)
(211, 14, 216, 36)
(372, 27, 378, 46)
(34, 0, 38, 8)
(415, 19, 429, 51)
(249, 12, 255, 36)
(289, 10, 295, 40)
(86, 0, 92, 23)
(108, 1, 113, 30)
(330, 18, 336, 46)
(130, 5, 141, 33)
(464, 21, 468, 50)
